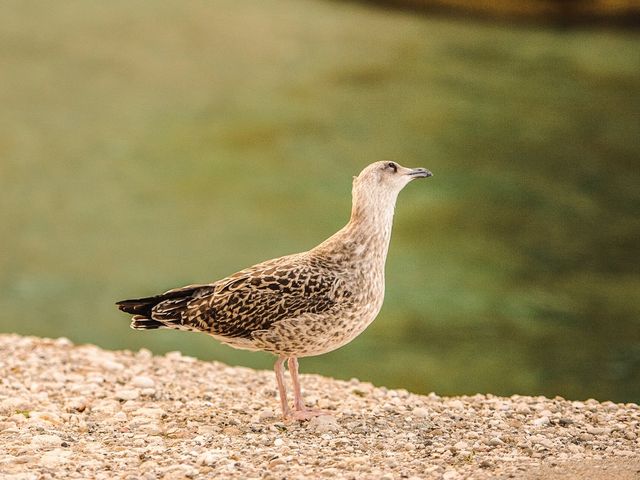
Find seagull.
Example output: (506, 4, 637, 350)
(117, 161, 432, 421)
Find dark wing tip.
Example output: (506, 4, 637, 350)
(116, 297, 159, 316)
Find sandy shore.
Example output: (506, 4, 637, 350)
(0, 334, 638, 479)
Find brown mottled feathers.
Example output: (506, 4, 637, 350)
(118, 254, 351, 340)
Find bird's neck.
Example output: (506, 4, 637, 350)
(314, 192, 398, 266)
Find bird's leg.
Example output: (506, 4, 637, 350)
(288, 357, 306, 412)
(274, 356, 291, 419)
(287, 356, 331, 421)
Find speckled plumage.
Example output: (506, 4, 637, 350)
(117, 161, 432, 420)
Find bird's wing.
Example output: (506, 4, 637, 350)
(152, 255, 350, 339)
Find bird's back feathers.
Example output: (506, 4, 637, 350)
(117, 254, 351, 342)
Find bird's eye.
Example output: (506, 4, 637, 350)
(386, 162, 397, 173)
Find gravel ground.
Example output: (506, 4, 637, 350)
(0, 334, 638, 479)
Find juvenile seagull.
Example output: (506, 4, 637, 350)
(117, 161, 432, 420)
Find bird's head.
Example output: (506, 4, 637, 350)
(350, 161, 432, 223)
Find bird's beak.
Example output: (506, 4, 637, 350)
(406, 167, 433, 179)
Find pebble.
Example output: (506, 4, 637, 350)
(532, 416, 550, 427)
(113, 411, 127, 421)
(55, 337, 73, 347)
(532, 436, 554, 449)
(453, 441, 469, 451)
(577, 433, 594, 442)
(586, 426, 609, 435)
(101, 359, 125, 371)
(29, 411, 62, 424)
(41, 449, 72, 466)
(258, 408, 277, 421)
(131, 376, 155, 389)
(269, 458, 286, 469)
(197, 452, 220, 466)
(223, 426, 242, 436)
(115, 389, 139, 401)
(133, 407, 164, 418)
(309, 415, 340, 433)
(412, 407, 430, 418)
(31, 434, 62, 448)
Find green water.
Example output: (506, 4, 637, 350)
(1, 0, 638, 402)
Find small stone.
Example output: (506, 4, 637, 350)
(140, 422, 163, 435)
(40, 448, 71, 467)
(258, 408, 277, 421)
(568, 444, 584, 454)
(269, 458, 286, 469)
(101, 359, 125, 371)
(31, 434, 62, 448)
(533, 437, 554, 449)
(453, 441, 469, 451)
(29, 411, 62, 424)
(137, 348, 153, 359)
(9, 413, 27, 424)
(133, 407, 164, 418)
(412, 407, 430, 418)
(532, 416, 550, 427)
(115, 389, 139, 401)
(131, 376, 155, 389)
(274, 438, 284, 447)
(309, 415, 340, 433)
(196, 451, 220, 466)
(449, 400, 465, 410)
(443, 469, 459, 479)
(0, 421, 17, 432)
(113, 411, 127, 421)
(66, 398, 87, 413)
(223, 426, 242, 436)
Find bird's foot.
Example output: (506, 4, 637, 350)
(285, 407, 334, 422)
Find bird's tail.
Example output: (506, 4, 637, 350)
(116, 297, 158, 317)
(116, 296, 167, 330)
(116, 286, 207, 331)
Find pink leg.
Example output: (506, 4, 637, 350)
(274, 356, 290, 419)
(287, 357, 306, 411)
(286, 357, 331, 421)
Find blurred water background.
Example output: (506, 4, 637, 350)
(1, 0, 638, 403)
